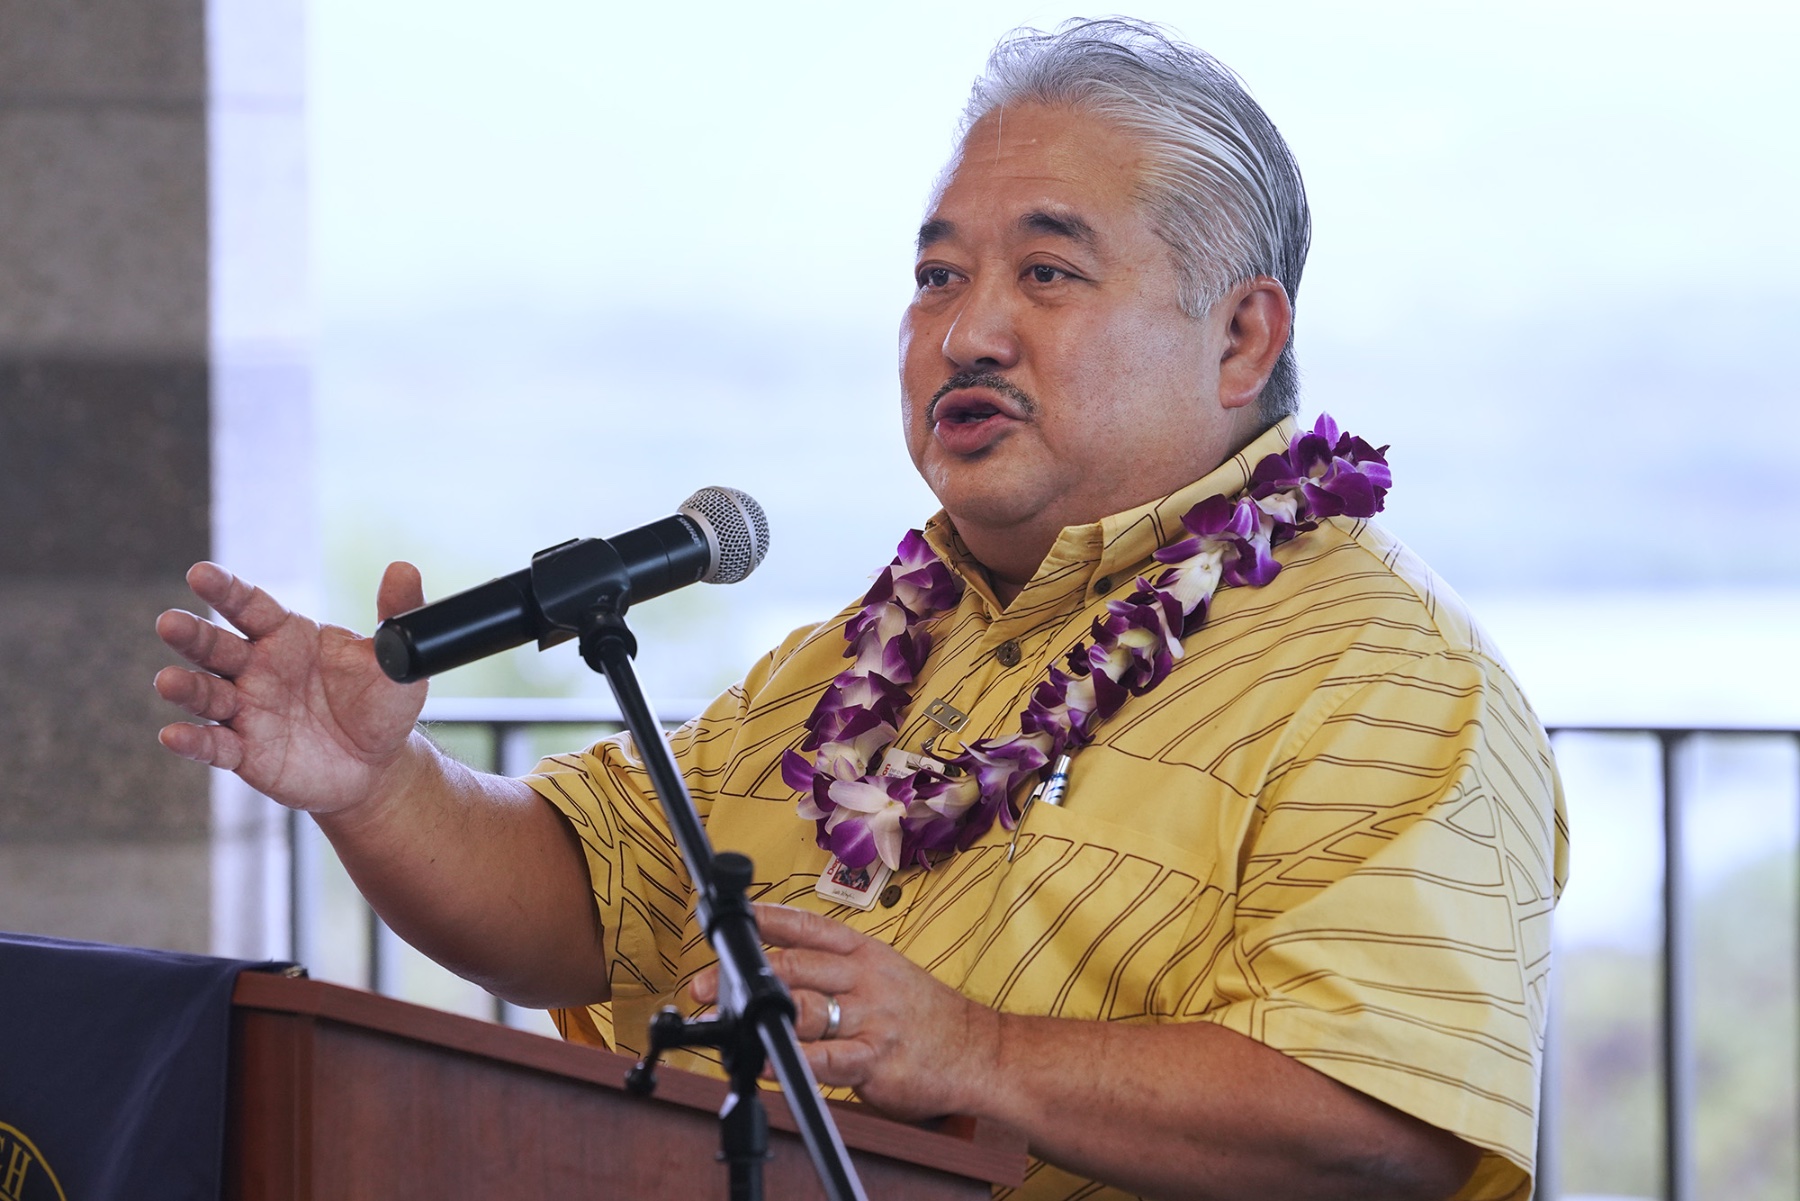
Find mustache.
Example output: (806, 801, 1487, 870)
(926, 372, 1038, 424)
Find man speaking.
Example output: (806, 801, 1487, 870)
(155, 19, 1565, 1200)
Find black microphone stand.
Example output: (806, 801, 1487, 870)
(532, 543, 867, 1201)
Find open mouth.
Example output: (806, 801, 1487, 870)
(930, 390, 1021, 454)
(939, 400, 1001, 424)
(924, 374, 1035, 455)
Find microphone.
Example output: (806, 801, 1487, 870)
(373, 486, 769, 684)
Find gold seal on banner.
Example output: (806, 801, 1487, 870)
(0, 1124, 67, 1201)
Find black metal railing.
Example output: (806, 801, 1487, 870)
(1541, 724, 1800, 1201)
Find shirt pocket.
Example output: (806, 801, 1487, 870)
(952, 756, 1246, 1022)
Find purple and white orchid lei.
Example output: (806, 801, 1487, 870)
(782, 414, 1392, 874)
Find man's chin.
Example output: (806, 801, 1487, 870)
(921, 446, 1063, 525)
(934, 489, 1052, 540)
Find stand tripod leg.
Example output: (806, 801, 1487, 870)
(721, 1068, 769, 1201)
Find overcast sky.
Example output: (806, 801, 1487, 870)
(307, 0, 1800, 715)
(313, 0, 1798, 321)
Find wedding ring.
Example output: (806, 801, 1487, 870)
(821, 993, 842, 1040)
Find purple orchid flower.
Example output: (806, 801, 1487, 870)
(828, 669, 911, 726)
(1022, 668, 1081, 753)
(848, 601, 936, 682)
(1302, 460, 1376, 519)
(890, 533, 963, 616)
(803, 699, 895, 761)
(948, 735, 1051, 834)
(1221, 530, 1281, 591)
(1086, 659, 1131, 721)
(1251, 413, 1390, 522)
(1179, 492, 1249, 540)
(1152, 533, 1203, 565)
(1090, 601, 1175, 695)
(823, 776, 909, 870)
(899, 810, 964, 867)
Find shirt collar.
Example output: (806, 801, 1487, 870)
(920, 418, 1297, 609)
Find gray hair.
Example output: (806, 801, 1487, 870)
(961, 19, 1311, 422)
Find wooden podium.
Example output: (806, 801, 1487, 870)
(226, 972, 1027, 1199)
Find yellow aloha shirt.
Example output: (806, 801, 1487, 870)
(527, 419, 1569, 1201)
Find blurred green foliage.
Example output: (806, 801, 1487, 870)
(1557, 851, 1797, 1199)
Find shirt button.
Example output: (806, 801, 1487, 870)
(995, 639, 1022, 667)
(1093, 575, 1113, 595)
(879, 884, 903, 908)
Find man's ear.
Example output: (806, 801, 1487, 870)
(1215, 276, 1293, 411)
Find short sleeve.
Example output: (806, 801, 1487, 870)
(1192, 649, 1566, 1201)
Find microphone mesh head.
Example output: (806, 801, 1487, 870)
(680, 486, 770, 584)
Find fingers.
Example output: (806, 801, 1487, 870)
(763, 945, 861, 1000)
(377, 561, 425, 623)
(753, 902, 867, 953)
(185, 562, 292, 640)
(689, 972, 850, 1043)
(687, 933, 860, 1012)
(690, 967, 718, 1005)
(156, 608, 252, 678)
(803, 1032, 876, 1084)
(687, 952, 856, 1006)
(690, 906, 866, 1040)
(796, 987, 847, 1043)
(154, 665, 243, 723)
(158, 721, 244, 771)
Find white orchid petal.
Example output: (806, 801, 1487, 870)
(870, 806, 904, 871)
(1117, 626, 1161, 651)
(827, 778, 894, 814)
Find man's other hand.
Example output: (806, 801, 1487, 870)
(689, 901, 1001, 1123)
(154, 561, 429, 816)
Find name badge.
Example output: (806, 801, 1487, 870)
(814, 854, 893, 910)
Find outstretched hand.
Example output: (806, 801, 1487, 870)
(690, 903, 1002, 1123)
(154, 561, 430, 815)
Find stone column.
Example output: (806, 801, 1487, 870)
(0, 0, 215, 950)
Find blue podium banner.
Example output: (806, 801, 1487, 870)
(0, 932, 287, 1201)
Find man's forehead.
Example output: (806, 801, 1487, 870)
(915, 209, 1102, 254)
(914, 105, 1146, 256)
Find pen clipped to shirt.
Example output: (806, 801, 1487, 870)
(1008, 752, 1074, 862)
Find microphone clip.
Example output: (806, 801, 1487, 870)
(528, 536, 642, 672)
(528, 537, 632, 646)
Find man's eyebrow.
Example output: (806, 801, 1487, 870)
(1021, 209, 1098, 248)
(916, 218, 954, 253)
(914, 210, 1099, 253)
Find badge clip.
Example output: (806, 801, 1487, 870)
(920, 698, 970, 761)
(922, 698, 969, 733)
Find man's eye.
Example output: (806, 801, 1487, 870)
(1029, 264, 1066, 283)
(918, 266, 954, 289)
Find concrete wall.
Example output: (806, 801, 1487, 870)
(0, 0, 214, 950)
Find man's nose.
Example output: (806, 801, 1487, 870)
(941, 274, 1020, 371)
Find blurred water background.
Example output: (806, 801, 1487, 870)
(304, 2, 1799, 1196)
